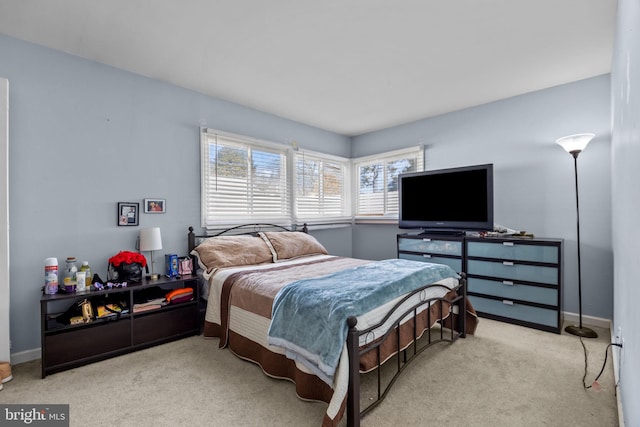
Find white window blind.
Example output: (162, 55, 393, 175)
(200, 129, 290, 228)
(294, 150, 350, 224)
(353, 146, 424, 218)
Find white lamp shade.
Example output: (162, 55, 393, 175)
(139, 227, 162, 251)
(555, 133, 595, 153)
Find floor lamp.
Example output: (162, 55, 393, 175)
(556, 133, 597, 338)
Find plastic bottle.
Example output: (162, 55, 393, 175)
(80, 261, 92, 288)
(44, 257, 58, 294)
(76, 271, 86, 292)
(63, 257, 78, 292)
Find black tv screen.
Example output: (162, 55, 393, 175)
(398, 163, 494, 232)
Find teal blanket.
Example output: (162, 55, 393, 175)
(267, 258, 457, 385)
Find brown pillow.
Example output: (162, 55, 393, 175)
(190, 235, 273, 278)
(259, 231, 328, 262)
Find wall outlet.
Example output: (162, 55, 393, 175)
(615, 326, 622, 344)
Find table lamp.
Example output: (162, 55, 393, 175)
(139, 227, 162, 280)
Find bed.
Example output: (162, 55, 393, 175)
(188, 224, 478, 427)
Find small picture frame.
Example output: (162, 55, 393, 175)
(144, 198, 166, 213)
(118, 202, 139, 226)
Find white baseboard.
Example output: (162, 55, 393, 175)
(616, 388, 625, 427)
(609, 328, 625, 427)
(562, 311, 611, 330)
(11, 347, 40, 365)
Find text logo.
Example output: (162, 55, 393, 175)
(1, 405, 69, 426)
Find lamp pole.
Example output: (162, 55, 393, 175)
(563, 151, 597, 337)
(556, 133, 598, 339)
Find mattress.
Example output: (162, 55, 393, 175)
(202, 254, 466, 426)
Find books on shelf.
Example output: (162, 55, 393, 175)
(133, 304, 163, 313)
(133, 297, 167, 313)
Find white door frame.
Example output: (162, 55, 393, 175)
(0, 77, 10, 362)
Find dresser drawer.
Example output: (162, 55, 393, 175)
(469, 295, 559, 328)
(399, 253, 462, 272)
(467, 259, 558, 285)
(467, 241, 558, 263)
(467, 277, 557, 305)
(398, 237, 462, 256)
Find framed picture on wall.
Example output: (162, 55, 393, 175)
(144, 198, 166, 213)
(118, 202, 139, 226)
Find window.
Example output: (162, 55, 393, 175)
(294, 150, 350, 224)
(200, 129, 350, 229)
(200, 129, 290, 228)
(353, 146, 424, 218)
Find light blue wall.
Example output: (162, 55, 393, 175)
(0, 32, 615, 361)
(0, 34, 352, 355)
(611, 0, 640, 425)
(352, 75, 613, 321)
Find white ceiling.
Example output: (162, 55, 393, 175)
(0, 0, 617, 136)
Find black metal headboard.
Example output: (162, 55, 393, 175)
(187, 223, 308, 254)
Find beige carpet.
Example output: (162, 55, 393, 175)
(0, 319, 618, 427)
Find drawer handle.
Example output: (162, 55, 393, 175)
(502, 242, 514, 246)
(502, 300, 514, 306)
(422, 238, 432, 242)
(422, 254, 432, 258)
(502, 261, 514, 266)
(502, 281, 514, 286)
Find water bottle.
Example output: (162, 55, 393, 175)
(80, 261, 92, 289)
(44, 257, 58, 294)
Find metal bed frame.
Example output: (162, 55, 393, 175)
(188, 224, 467, 427)
(345, 281, 466, 427)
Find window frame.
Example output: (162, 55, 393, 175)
(200, 128, 291, 230)
(352, 146, 424, 222)
(200, 128, 352, 230)
(293, 149, 351, 226)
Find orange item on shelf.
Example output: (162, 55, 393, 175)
(165, 287, 193, 303)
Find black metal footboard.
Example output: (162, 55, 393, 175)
(345, 274, 467, 427)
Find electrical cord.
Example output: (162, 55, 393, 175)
(580, 337, 623, 389)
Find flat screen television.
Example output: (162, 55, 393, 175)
(398, 163, 494, 234)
